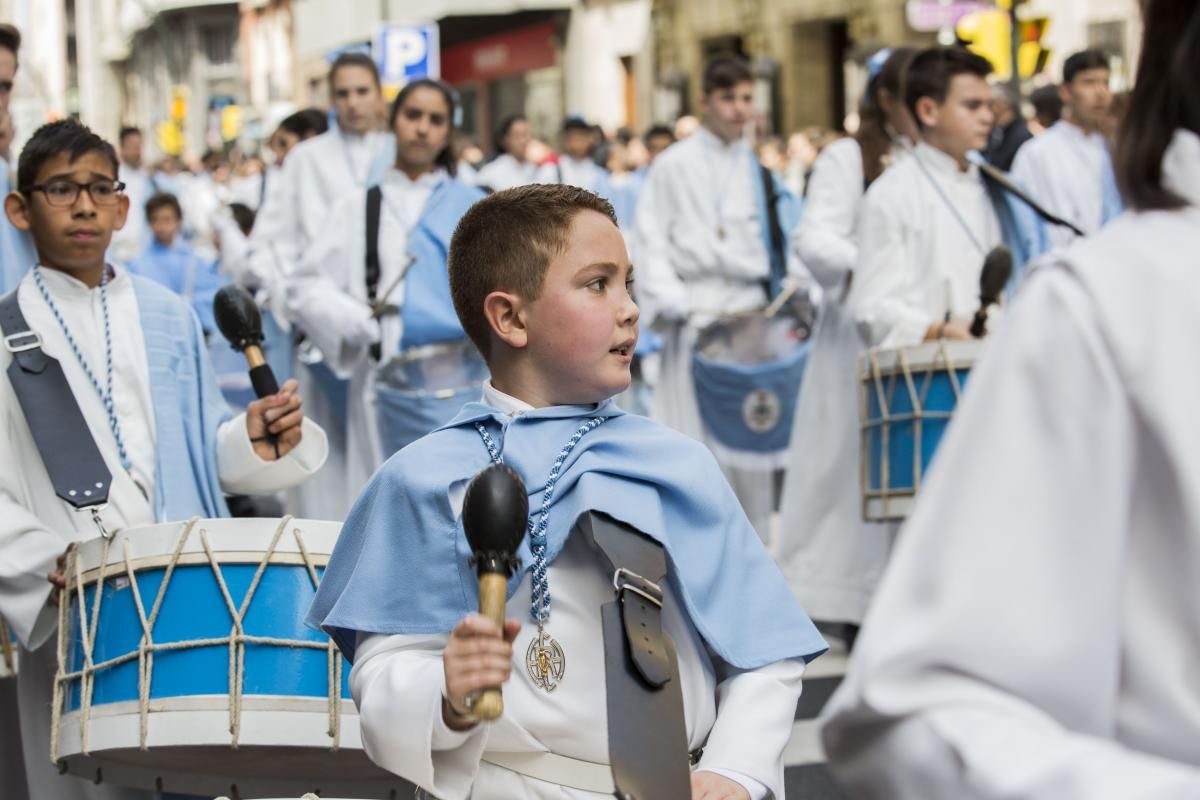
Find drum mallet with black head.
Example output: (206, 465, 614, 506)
(970, 246, 1014, 338)
(213, 285, 279, 398)
(461, 463, 528, 721)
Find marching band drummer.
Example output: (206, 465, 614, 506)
(288, 79, 485, 501)
(633, 56, 800, 540)
(775, 47, 916, 636)
(307, 184, 827, 800)
(249, 52, 394, 522)
(823, 3, 1200, 796)
(0, 120, 328, 800)
(850, 46, 1048, 353)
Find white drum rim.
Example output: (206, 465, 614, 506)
(71, 517, 342, 576)
(859, 338, 982, 379)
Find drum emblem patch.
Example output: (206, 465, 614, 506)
(742, 389, 782, 433)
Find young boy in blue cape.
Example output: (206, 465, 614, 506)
(308, 184, 826, 800)
(1, 119, 329, 800)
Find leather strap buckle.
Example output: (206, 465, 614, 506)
(613, 567, 663, 608)
(4, 330, 42, 353)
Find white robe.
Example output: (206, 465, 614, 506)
(851, 142, 1002, 349)
(1, 266, 328, 800)
(261, 127, 393, 521)
(349, 382, 804, 800)
(1011, 120, 1116, 249)
(776, 137, 903, 623)
(534, 155, 607, 193)
(108, 164, 155, 266)
(822, 129, 1200, 800)
(288, 167, 443, 503)
(632, 127, 776, 538)
(474, 154, 538, 192)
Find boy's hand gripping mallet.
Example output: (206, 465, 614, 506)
(461, 463, 528, 721)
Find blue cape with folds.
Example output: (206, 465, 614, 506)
(307, 399, 827, 667)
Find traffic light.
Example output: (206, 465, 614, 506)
(956, 10, 1051, 80)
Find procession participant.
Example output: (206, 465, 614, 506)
(984, 82, 1032, 171)
(106, 127, 158, 266)
(775, 47, 916, 630)
(633, 55, 800, 539)
(128, 192, 225, 335)
(536, 115, 609, 193)
(306, 184, 826, 800)
(823, 4, 1200, 796)
(1028, 84, 1063, 134)
(0, 119, 328, 800)
(1012, 49, 1123, 248)
(0, 23, 34, 295)
(643, 123, 676, 162)
(475, 115, 538, 192)
(851, 46, 1046, 352)
(288, 79, 484, 498)
(257, 52, 394, 521)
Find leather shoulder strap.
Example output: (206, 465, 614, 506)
(365, 184, 383, 301)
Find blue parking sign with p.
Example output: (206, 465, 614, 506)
(376, 23, 440, 83)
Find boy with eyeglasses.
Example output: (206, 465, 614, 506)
(0, 119, 330, 800)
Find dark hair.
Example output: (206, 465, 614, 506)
(703, 56, 753, 94)
(328, 52, 381, 90)
(118, 126, 141, 145)
(229, 202, 257, 237)
(278, 108, 328, 139)
(145, 192, 182, 221)
(858, 47, 917, 187)
(904, 46, 993, 128)
(1030, 84, 1063, 126)
(562, 115, 590, 133)
(0, 23, 20, 59)
(389, 78, 459, 177)
(448, 184, 618, 359)
(493, 114, 527, 154)
(644, 124, 675, 143)
(18, 119, 120, 192)
(1063, 49, 1110, 83)
(1115, 0, 1200, 211)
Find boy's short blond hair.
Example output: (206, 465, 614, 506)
(448, 184, 617, 359)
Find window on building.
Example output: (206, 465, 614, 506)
(202, 25, 236, 68)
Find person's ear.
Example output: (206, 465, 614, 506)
(1057, 82, 1072, 108)
(112, 192, 130, 232)
(5, 191, 31, 232)
(915, 96, 940, 130)
(483, 290, 529, 350)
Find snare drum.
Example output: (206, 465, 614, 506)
(691, 294, 815, 466)
(375, 340, 488, 456)
(1, 619, 16, 679)
(860, 339, 981, 521)
(53, 517, 412, 798)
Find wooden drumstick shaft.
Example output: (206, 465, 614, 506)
(472, 572, 507, 721)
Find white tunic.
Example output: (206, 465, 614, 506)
(108, 164, 155, 266)
(350, 382, 805, 800)
(534, 155, 607, 193)
(475, 154, 538, 192)
(259, 127, 393, 521)
(851, 142, 1002, 349)
(0, 266, 328, 800)
(288, 167, 443, 502)
(822, 130, 1200, 800)
(1011, 120, 1116, 249)
(776, 137, 902, 623)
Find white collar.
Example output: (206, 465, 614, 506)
(915, 141, 977, 179)
(482, 379, 535, 416)
(1163, 129, 1200, 207)
(382, 166, 446, 189)
(697, 125, 745, 153)
(33, 263, 129, 300)
(1052, 119, 1105, 144)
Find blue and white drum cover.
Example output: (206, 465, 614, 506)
(374, 340, 488, 457)
(691, 293, 815, 469)
(860, 339, 981, 521)
(53, 517, 411, 798)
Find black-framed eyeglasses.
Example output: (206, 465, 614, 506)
(22, 179, 126, 208)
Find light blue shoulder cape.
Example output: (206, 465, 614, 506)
(131, 275, 232, 520)
(306, 400, 827, 668)
(0, 165, 36, 294)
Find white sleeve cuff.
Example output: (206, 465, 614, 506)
(695, 767, 770, 800)
(216, 414, 329, 495)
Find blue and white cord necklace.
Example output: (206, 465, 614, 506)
(33, 265, 132, 472)
(476, 415, 606, 692)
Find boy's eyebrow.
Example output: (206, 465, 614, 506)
(39, 169, 117, 183)
(578, 261, 632, 275)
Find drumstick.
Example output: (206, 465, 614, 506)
(371, 255, 418, 318)
(763, 279, 802, 319)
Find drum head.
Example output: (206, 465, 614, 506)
(695, 292, 815, 365)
